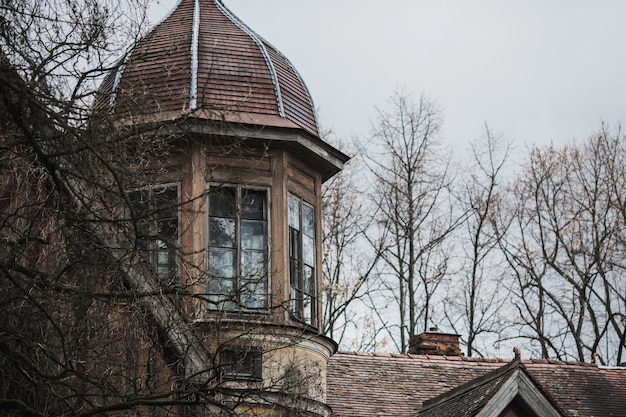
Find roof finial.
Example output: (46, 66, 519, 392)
(513, 346, 521, 361)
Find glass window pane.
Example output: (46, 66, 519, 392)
(128, 186, 179, 284)
(156, 239, 177, 281)
(154, 187, 178, 219)
(208, 278, 236, 310)
(158, 217, 177, 241)
(240, 280, 267, 309)
(303, 294, 312, 324)
(288, 196, 300, 230)
(303, 265, 314, 295)
(209, 218, 236, 248)
(290, 259, 300, 288)
(241, 250, 267, 279)
(209, 248, 236, 278)
(208, 277, 233, 295)
(290, 288, 302, 319)
(302, 204, 314, 237)
(129, 190, 150, 217)
(221, 348, 262, 380)
(302, 235, 314, 266)
(241, 220, 266, 250)
(209, 187, 236, 217)
(241, 189, 266, 220)
(289, 228, 300, 259)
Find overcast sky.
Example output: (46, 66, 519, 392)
(149, 1, 626, 156)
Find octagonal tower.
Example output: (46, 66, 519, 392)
(98, 0, 348, 416)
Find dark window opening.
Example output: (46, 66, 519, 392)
(288, 195, 317, 326)
(208, 186, 268, 310)
(128, 185, 179, 287)
(220, 347, 262, 381)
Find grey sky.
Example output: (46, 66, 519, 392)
(150, 1, 626, 153)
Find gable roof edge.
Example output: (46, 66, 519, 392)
(475, 369, 564, 417)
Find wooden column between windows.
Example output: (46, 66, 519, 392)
(270, 149, 288, 321)
(181, 143, 206, 319)
(314, 171, 323, 329)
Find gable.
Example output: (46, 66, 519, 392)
(327, 353, 626, 417)
(474, 369, 562, 417)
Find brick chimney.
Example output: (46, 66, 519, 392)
(408, 327, 462, 356)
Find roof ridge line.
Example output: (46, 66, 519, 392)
(190, 0, 200, 110)
(335, 351, 511, 363)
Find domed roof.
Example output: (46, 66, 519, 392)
(100, 0, 320, 137)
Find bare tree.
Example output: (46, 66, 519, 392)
(363, 89, 460, 353)
(0, 2, 337, 416)
(443, 125, 512, 357)
(321, 133, 380, 350)
(498, 127, 626, 365)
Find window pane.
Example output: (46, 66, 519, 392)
(290, 259, 300, 288)
(221, 348, 262, 380)
(288, 196, 300, 230)
(303, 294, 312, 324)
(240, 279, 266, 309)
(154, 187, 178, 219)
(128, 186, 179, 284)
(290, 287, 302, 319)
(209, 248, 236, 278)
(209, 187, 236, 217)
(302, 204, 314, 237)
(156, 239, 177, 283)
(241, 250, 267, 279)
(209, 218, 236, 248)
(241, 189, 266, 220)
(303, 265, 314, 295)
(158, 217, 177, 241)
(208, 278, 236, 310)
(289, 228, 300, 259)
(241, 220, 266, 250)
(302, 234, 314, 266)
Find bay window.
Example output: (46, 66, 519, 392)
(208, 185, 268, 310)
(288, 195, 317, 326)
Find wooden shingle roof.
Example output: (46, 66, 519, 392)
(327, 352, 626, 417)
(99, 0, 320, 137)
(327, 353, 507, 417)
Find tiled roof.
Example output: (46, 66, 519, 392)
(416, 360, 522, 417)
(525, 359, 626, 417)
(327, 352, 626, 417)
(98, 0, 319, 137)
(327, 353, 508, 417)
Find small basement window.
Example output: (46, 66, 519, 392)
(220, 347, 262, 381)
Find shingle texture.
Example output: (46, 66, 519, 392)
(417, 361, 520, 417)
(327, 353, 626, 417)
(99, 0, 319, 137)
(327, 353, 507, 417)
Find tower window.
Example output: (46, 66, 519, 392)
(128, 185, 179, 286)
(219, 347, 262, 381)
(208, 186, 268, 310)
(288, 195, 317, 326)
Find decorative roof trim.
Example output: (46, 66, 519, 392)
(109, 57, 128, 106)
(213, 0, 285, 118)
(475, 369, 564, 417)
(190, 0, 200, 110)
